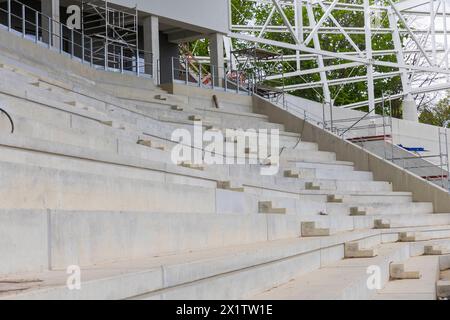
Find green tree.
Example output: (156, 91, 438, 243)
(419, 98, 450, 127)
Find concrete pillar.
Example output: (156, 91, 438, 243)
(402, 94, 419, 122)
(143, 16, 160, 84)
(209, 33, 225, 87)
(42, 0, 60, 49)
(159, 33, 179, 84)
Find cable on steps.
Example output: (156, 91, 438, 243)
(0, 107, 14, 133)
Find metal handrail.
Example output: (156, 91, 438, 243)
(171, 56, 252, 95)
(338, 106, 378, 138)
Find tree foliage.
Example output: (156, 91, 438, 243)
(419, 98, 450, 127)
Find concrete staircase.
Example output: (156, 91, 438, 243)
(1, 47, 450, 300)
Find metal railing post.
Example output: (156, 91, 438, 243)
(322, 102, 326, 130)
(105, 44, 108, 71)
(185, 58, 189, 85)
(439, 128, 445, 188)
(211, 65, 215, 89)
(90, 38, 93, 67)
(70, 28, 74, 58)
(136, 49, 140, 76)
(198, 63, 202, 87)
(60, 24, 63, 53)
(48, 16, 51, 48)
(445, 126, 450, 192)
(35, 11, 39, 43)
(224, 70, 227, 92)
(120, 46, 124, 74)
(7, 0, 11, 31)
(22, 4, 25, 37)
(81, 32, 85, 63)
(157, 59, 160, 85)
(381, 93, 387, 160)
(329, 100, 334, 133)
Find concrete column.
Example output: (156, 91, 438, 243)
(42, 0, 60, 49)
(209, 33, 225, 87)
(159, 33, 179, 84)
(143, 16, 160, 84)
(402, 94, 419, 122)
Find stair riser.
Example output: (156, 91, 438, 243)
(327, 203, 434, 215)
(0, 161, 216, 213)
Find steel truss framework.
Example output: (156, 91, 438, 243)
(227, 0, 450, 113)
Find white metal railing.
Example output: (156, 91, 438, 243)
(170, 56, 252, 95)
(0, 0, 153, 77)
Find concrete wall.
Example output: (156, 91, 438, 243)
(109, 0, 229, 33)
(253, 96, 450, 213)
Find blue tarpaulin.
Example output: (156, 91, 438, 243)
(398, 144, 428, 152)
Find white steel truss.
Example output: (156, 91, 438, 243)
(227, 0, 450, 117)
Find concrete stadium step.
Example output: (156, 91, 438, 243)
(96, 79, 168, 97)
(1, 83, 299, 154)
(380, 225, 450, 243)
(129, 98, 272, 124)
(241, 193, 416, 217)
(374, 255, 440, 300)
(157, 114, 285, 131)
(0, 133, 381, 206)
(285, 165, 374, 181)
(326, 202, 434, 216)
(249, 187, 411, 203)
(2, 77, 298, 147)
(0, 226, 381, 300)
(409, 238, 450, 256)
(0, 158, 219, 212)
(101, 83, 255, 116)
(0, 111, 177, 163)
(6, 113, 122, 153)
(243, 176, 392, 193)
(0, 139, 414, 223)
(183, 95, 254, 114)
(294, 160, 355, 171)
(251, 242, 411, 300)
(97, 82, 184, 103)
(281, 150, 336, 162)
(0, 93, 140, 141)
(362, 213, 450, 229)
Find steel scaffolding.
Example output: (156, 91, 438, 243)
(228, 0, 450, 111)
(81, 0, 146, 74)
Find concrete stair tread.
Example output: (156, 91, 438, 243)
(374, 255, 439, 300)
(289, 159, 355, 167)
(0, 226, 381, 300)
(380, 225, 450, 233)
(193, 106, 269, 120)
(250, 242, 409, 300)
